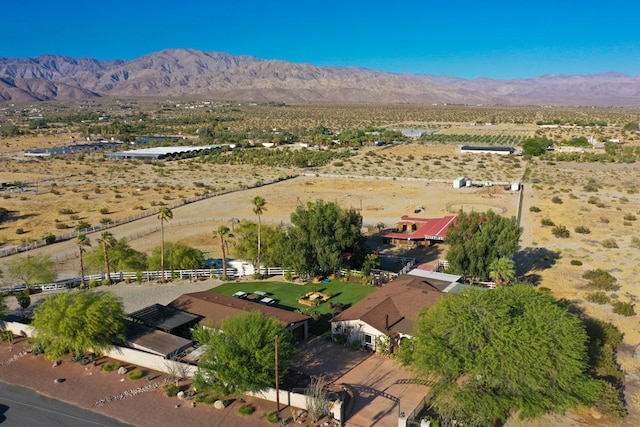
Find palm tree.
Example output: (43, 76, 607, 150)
(213, 225, 233, 279)
(157, 206, 173, 281)
(252, 196, 267, 276)
(97, 231, 116, 284)
(76, 234, 91, 287)
(489, 257, 516, 286)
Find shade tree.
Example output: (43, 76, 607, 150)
(400, 285, 607, 425)
(5, 254, 57, 290)
(445, 210, 522, 281)
(193, 311, 297, 395)
(31, 291, 126, 360)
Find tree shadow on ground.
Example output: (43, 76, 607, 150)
(514, 246, 561, 280)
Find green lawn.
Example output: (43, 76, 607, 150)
(212, 280, 376, 315)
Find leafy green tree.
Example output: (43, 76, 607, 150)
(252, 196, 267, 274)
(6, 254, 57, 290)
(212, 225, 233, 279)
(15, 291, 31, 321)
(277, 200, 368, 278)
(445, 210, 522, 280)
(31, 291, 126, 360)
(76, 234, 91, 287)
(97, 232, 117, 284)
(400, 285, 603, 425)
(193, 311, 297, 395)
(232, 220, 281, 267)
(157, 206, 173, 281)
(147, 242, 203, 271)
(521, 137, 553, 156)
(84, 237, 146, 275)
(488, 257, 516, 286)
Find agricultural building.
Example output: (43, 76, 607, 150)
(106, 145, 221, 160)
(380, 215, 456, 246)
(460, 145, 514, 155)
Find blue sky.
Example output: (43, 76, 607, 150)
(2, 0, 639, 79)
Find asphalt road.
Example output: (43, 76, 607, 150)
(0, 382, 132, 427)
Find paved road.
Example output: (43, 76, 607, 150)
(0, 382, 132, 427)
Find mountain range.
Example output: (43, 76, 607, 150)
(1, 48, 639, 106)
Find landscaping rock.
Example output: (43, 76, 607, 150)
(117, 367, 128, 375)
(177, 391, 185, 400)
(214, 400, 225, 410)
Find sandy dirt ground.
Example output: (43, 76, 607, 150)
(3, 135, 640, 425)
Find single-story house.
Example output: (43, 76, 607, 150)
(380, 215, 456, 246)
(331, 275, 445, 352)
(169, 291, 311, 341)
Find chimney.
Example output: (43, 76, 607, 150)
(385, 314, 389, 330)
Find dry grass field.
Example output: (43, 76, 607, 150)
(2, 102, 640, 425)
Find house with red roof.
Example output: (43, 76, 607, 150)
(380, 215, 456, 246)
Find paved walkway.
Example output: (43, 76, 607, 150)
(293, 336, 429, 427)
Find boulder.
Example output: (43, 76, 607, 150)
(214, 400, 226, 410)
(117, 367, 128, 375)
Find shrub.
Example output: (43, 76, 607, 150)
(58, 208, 74, 215)
(541, 218, 555, 226)
(55, 223, 70, 229)
(16, 228, 25, 235)
(574, 226, 591, 234)
(583, 269, 619, 291)
(623, 213, 637, 221)
(587, 196, 599, 205)
(585, 292, 610, 304)
(551, 196, 563, 204)
(592, 381, 627, 418)
(88, 279, 100, 288)
(551, 225, 570, 238)
(102, 363, 122, 372)
(601, 238, 618, 248)
(631, 237, 640, 249)
(238, 405, 256, 416)
(43, 233, 56, 245)
(99, 207, 110, 215)
(164, 385, 180, 397)
(128, 369, 144, 380)
(600, 217, 610, 224)
(265, 412, 279, 424)
(570, 259, 583, 266)
(612, 301, 636, 317)
(529, 206, 541, 212)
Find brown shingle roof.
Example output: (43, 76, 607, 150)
(168, 291, 311, 328)
(332, 275, 443, 336)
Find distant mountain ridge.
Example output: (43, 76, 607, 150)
(0, 48, 638, 106)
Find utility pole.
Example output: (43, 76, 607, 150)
(275, 334, 280, 412)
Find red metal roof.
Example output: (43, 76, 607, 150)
(380, 215, 456, 241)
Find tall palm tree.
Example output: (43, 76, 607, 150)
(157, 206, 173, 281)
(212, 225, 232, 279)
(489, 257, 516, 286)
(76, 234, 91, 287)
(251, 196, 267, 276)
(97, 231, 116, 284)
